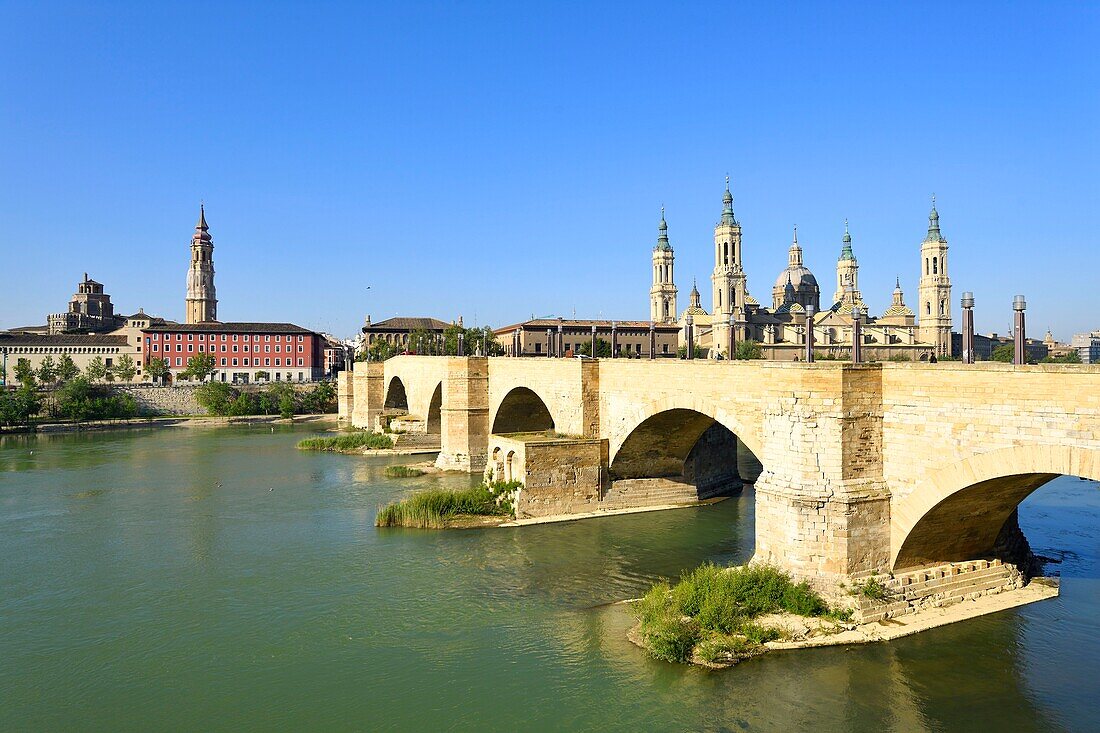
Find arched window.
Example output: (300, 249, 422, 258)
(926, 301, 932, 315)
(925, 258, 929, 275)
(940, 299, 946, 316)
(718, 289, 722, 307)
(932, 257, 938, 274)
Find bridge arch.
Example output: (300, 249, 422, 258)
(492, 386, 555, 435)
(608, 399, 763, 498)
(608, 396, 763, 464)
(891, 444, 1100, 570)
(384, 376, 408, 411)
(426, 382, 442, 434)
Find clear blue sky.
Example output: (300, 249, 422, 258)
(1, 2, 1097, 339)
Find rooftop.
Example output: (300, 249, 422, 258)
(142, 322, 316, 335)
(363, 317, 453, 332)
(0, 333, 128, 346)
(495, 319, 681, 333)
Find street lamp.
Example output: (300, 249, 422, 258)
(1013, 295, 1027, 365)
(961, 292, 975, 364)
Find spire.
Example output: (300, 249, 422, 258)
(925, 193, 944, 242)
(655, 206, 672, 251)
(788, 225, 803, 267)
(689, 279, 701, 308)
(892, 276, 905, 306)
(783, 271, 795, 302)
(720, 176, 736, 226)
(193, 203, 212, 243)
(840, 219, 855, 260)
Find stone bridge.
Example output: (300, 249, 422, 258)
(339, 356, 1100, 581)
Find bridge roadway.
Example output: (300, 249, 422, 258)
(339, 356, 1100, 581)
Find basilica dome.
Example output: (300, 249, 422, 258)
(774, 266, 818, 290)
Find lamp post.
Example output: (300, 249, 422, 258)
(648, 322, 655, 360)
(686, 314, 695, 360)
(1013, 295, 1027, 365)
(961, 292, 975, 364)
(611, 321, 618, 359)
(804, 304, 816, 363)
(557, 323, 564, 358)
(457, 331, 465, 357)
(851, 306, 863, 364)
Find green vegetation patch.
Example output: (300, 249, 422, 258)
(384, 465, 425, 478)
(297, 432, 393, 452)
(634, 563, 846, 665)
(375, 480, 521, 528)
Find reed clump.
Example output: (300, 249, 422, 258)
(375, 481, 520, 528)
(297, 432, 393, 452)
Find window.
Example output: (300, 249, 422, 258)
(265, 345, 270, 353)
(662, 344, 669, 353)
(233, 345, 238, 353)
(275, 358, 281, 366)
(152, 344, 158, 352)
(298, 335, 304, 342)
(265, 335, 270, 342)
(940, 299, 946, 316)
(221, 345, 227, 352)
(176, 344, 182, 352)
(232, 358, 238, 366)
(265, 358, 271, 366)
(932, 257, 938, 275)
(297, 345, 303, 353)
(243, 345, 249, 352)
(220, 358, 227, 366)
(188, 334, 193, 341)
(177, 334, 182, 340)
(188, 344, 193, 352)
(297, 358, 303, 366)
(176, 357, 183, 366)
(275, 345, 281, 353)
(244, 358, 250, 366)
(926, 301, 931, 315)
(535, 343, 542, 353)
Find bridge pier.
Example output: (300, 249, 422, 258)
(752, 365, 892, 580)
(435, 356, 490, 473)
(343, 361, 384, 430)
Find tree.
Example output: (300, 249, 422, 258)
(991, 344, 1015, 363)
(14, 358, 36, 388)
(146, 357, 170, 384)
(56, 354, 79, 384)
(302, 381, 337, 413)
(361, 339, 399, 362)
(113, 354, 137, 382)
(0, 385, 40, 426)
(577, 337, 613, 358)
(84, 356, 107, 382)
(36, 355, 57, 386)
(254, 370, 271, 382)
(677, 344, 709, 359)
(194, 382, 237, 416)
(733, 340, 763, 360)
(407, 328, 442, 355)
(181, 353, 218, 382)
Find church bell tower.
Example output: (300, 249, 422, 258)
(711, 177, 747, 351)
(917, 196, 952, 356)
(185, 204, 218, 324)
(650, 208, 678, 323)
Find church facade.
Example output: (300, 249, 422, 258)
(651, 182, 953, 361)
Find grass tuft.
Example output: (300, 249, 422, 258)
(634, 563, 845, 665)
(375, 481, 520, 528)
(297, 432, 393, 452)
(384, 465, 425, 478)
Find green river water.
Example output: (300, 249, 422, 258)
(2, 423, 1099, 732)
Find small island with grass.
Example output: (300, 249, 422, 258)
(383, 465, 426, 478)
(631, 563, 854, 667)
(376, 480, 521, 529)
(296, 431, 393, 452)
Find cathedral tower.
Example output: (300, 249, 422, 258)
(185, 204, 218, 324)
(833, 219, 865, 310)
(917, 196, 952, 355)
(650, 208, 678, 323)
(711, 177, 747, 351)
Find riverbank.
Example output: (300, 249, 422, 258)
(1, 413, 337, 435)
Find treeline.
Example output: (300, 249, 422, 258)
(1, 377, 139, 426)
(359, 324, 503, 362)
(194, 381, 336, 418)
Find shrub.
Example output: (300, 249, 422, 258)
(854, 575, 891, 601)
(634, 563, 841, 664)
(888, 353, 911, 362)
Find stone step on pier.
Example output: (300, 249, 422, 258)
(392, 432, 441, 450)
(601, 478, 702, 509)
(854, 559, 1025, 623)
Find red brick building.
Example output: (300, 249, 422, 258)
(142, 322, 324, 383)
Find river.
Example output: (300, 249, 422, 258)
(1, 424, 1098, 731)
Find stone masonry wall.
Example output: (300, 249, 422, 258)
(112, 385, 203, 415)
